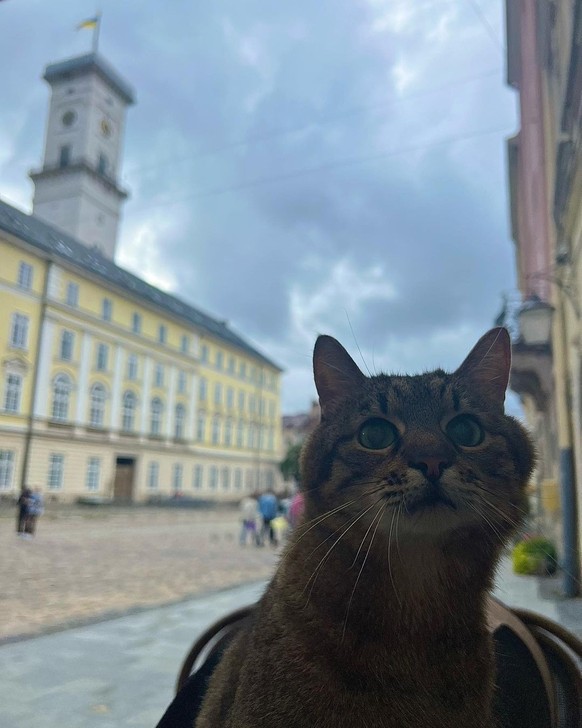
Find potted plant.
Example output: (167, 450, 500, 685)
(512, 536, 558, 576)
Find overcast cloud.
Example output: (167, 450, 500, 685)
(0, 0, 520, 414)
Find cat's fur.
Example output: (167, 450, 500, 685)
(195, 328, 534, 728)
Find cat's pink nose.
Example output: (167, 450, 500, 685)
(410, 457, 449, 481)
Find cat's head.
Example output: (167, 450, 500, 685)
(301, 328, 534, 543)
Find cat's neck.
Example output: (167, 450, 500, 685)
(280, 520, 499, 644)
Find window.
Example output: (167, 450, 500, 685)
(97, 153, 108, 175)
(177, 370, 187, 394)
(249, 395, 256, 414)
(158, 324, 167, 344)
(150, 398, 163, 436)
(86, 457, 101, 491)
(154, 364, 164, 388)
(238, 391, 245, 411)
(209, 466, 218, 490)
(121, 391, 136, 432)
(89, 383, 106, 427)
(193, 465, 203, 489)
(4, 373, 22, 413)
(226, 387, 234, 409)
(174, 404, 186, 439)
(211, 416, 220, 445)
(214, 383, 222, 406)
(248, 423, 256, 449)
(147, 462, 159, 490)
(234, 468, 242, 490)
(215, 351, 223, 370)
(245, 469, 254, 491)
(268, 427, 274, 452)
(180, 335, 189, 354)
(221, 467, 230, 490)
(48, 454, 64, 490)
(66, 282, 79, 307)
(59, 144, 71, 168)
(224, 418, 232, 446)
(196, 412, 206, 442)
(237, 420, 244, 448)
(227, 356, 235, 374)
(10, 313, 28, 349)
(0, 450, 15, 489)
(172, 463, 183, 492)
(52, 374, 71, 421)
(199, 378, 207, 401)
(269, 400, 275, 418)
(96, 343, 108, 371)
(127, 354, 138, 381)
(60, 330, 74, 361)
(239, 362, 247, 379)
(18, 262, 33, 290)
(102, 298, 112, 322)
(131, 312, 142, 334)
(200, 344, 209, 363)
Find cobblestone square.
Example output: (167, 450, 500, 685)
(0, 505, 279, 642)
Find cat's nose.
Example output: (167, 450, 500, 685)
(409, 457, 450, 482)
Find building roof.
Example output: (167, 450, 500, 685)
(44, 53, 135, 105)
(0, 197, 282, 371)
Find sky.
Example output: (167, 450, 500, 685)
(0, 0, 521, 415)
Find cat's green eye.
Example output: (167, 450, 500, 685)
(446, 415, 484, 447)
(358, 418, 398, 450)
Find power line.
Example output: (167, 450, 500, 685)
(125, 123, 511, 215)
(122, 67, 501, 178)
(464, 0, 505, 55)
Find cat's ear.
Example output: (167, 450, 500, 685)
(313, 335, 365, 415)
(455, 327, 511, 406)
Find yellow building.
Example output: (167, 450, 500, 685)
(505, 0, 581, 593)
(0, 198, 283, 502)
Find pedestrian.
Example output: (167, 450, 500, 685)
(239, 493, 259, 546)
(288, 491, 305, 530)
(258, 491, 279, 547)
(25, 488, 44, 537)
(16, 487, 32, 537)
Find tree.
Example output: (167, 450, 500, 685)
(279, 443, 302, 484)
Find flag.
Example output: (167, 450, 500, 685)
(77, 16, 99, 30)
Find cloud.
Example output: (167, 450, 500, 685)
(0, 0, 517, 414)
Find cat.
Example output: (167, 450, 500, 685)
(195, 327, 534, 728)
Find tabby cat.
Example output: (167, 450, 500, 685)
(195, 327, 534, 728)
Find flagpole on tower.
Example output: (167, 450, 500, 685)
(92, 12, 102, 54)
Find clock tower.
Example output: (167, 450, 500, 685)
(30, 53, 135, 260)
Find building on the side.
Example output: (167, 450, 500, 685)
(0, 50, 283, 503)
(504, 0, 581, 593)
(282, 400, 320, 451)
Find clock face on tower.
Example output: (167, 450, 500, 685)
(100, 119, 112, 138)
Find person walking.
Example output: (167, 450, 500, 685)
(239, 494, 259, 546)
(16, 488, 32, 537)
(258, 491, 279, 547)
(25, 488, 44, 537)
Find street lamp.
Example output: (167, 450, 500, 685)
(518, 296, 554, 346)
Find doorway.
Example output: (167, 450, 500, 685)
(113, 456, 136, 502)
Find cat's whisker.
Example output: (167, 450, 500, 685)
(466, 500, 507, 549)
(302, 497, 385, 604)
(387, 503, 402, 608)
(473, 484, 530, 518)
(342, 502, 387, 640)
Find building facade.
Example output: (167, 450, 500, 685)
(505, 0, 581, 590)
(0, 50, 283, 503)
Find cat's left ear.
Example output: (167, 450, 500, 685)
(454, 327, 511, 407)
(313, 335, 365, 416)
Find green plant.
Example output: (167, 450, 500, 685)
(512, 537, 558, 576)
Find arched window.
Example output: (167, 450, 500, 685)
(52, 374, 72, 421)
(224, 418, 232, 446)
(174, 404, 186, 440)
(150, 397, 163, 436)
(237, 419, 244, 448)
(89, 383, 106, 427)
(197, 412, 206, 442)
(122, 391, 137, 432)
(211, 415, 221, 445)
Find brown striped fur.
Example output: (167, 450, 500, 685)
(195, 328, 534, 727)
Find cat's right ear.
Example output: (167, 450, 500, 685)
(313, 335, 365, 416)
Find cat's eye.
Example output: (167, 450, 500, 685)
(358, 418, 398, 450)
(446, 415, 484, 447)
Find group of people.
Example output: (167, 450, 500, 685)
(16, 487, 44, 539)
(239, 490, 305, 547)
